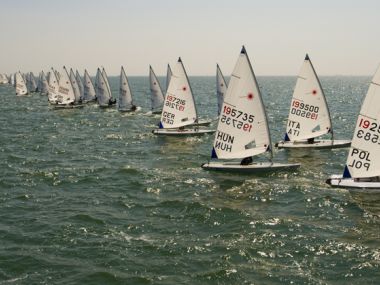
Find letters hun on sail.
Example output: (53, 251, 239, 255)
(212, 47, 271, 159)
(344, 65, 380, 179)
(159, 58, 197, 129)
(285, 55, 332, 141)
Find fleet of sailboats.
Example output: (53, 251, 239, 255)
(2, 47, 380, 190)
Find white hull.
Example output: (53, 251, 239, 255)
(152, 128, 215, 136)
(119, 108, 137, 113)
(201, 161, 300, 172)
(192, 118, 213, 126)
(326, 175, 380, 190)
(276, 139, 351, 149)
(52, 104, 84, 110)
(16, 92, 28, 96)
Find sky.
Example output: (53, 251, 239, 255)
(1, 0, 380, 76)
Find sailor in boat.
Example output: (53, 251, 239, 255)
(109, 98, 117, 106)
(240, 157, 253, 165)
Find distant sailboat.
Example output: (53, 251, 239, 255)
(149, 66, 164, 114)
(83, 69, 96, 103)
(75, 70, 85, 101)
(202, 46, 300, 172)
(69, 68, 83, 104)
(326, 65, 380, 189)
(0, 73, 8, 84)
(166, 64, 172, 92)
(15, 71, 28, 96)
(29, 72, 38, 93)
(152, 57, 214, 135)
(39, 71, 49, 95)
(53, 66, 83, 109)
(118, 66, 136, 112)
(95, 67, 116, 108)
(216, 64, 228, 116)
(48, 68, 59, 104)
(276, 54, 351, 149)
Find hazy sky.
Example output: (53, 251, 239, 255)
(1, 0, 380, 76)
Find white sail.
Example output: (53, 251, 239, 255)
(57, 66, 75, 105)
(11, 73, 15, 86)
(284, 54, 332, 141)
(15, 71, 28, 95)
(102, 67, 112, 98)
(40, 71, 49, 94)
(75, 70, 84, 101)
(118, 66, 134, 111)
(0, 73, 8, 84)
(166, 64, 172, 92)
(159, 58, 198, 129)
(69, 68, 81, 103)
(48, 68, 59, 103)
(149, 66, 164, 112)
(83, 69, 96, 102)
(29, 72, 38, 92)
(216, 64, 228, 115)
(211, 46, 271, 160)
(343, 65, 380, 179)
(96, 68, 112, 106)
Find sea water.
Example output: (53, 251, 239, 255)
(0, 76, 379, 284)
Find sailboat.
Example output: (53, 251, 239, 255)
(201, 46, 300, 172)
(39, 71, 49, 95)
(75, 70, 85, 101)
(83, 69, 96, 103)
(69, 68, 83, 104)
(48, 68, 59, 104)
(53, 66, 83, 109)
(15, 71, 28, 96)
(149, 66, 164, 114)
(118, 66, 136, 112)
(326, 65, 380, 189)
(166, 64, 172, 92)
(152, 57, 214, 135)
(0, 73, 8, 84)
(29, 72, 38, 93)
(216, 64, 228, 116)
(95, 67, 116, 108)
(276, 54, 351, 149)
